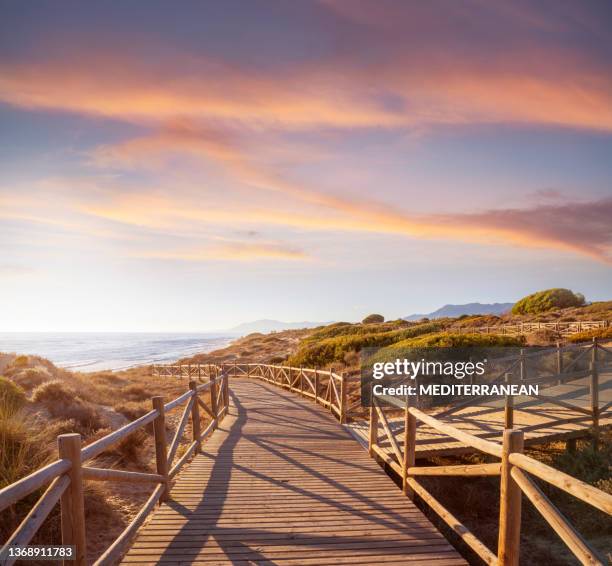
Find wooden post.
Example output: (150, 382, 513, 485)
(57, 433, 86, 566)
(402, 396, 416, 499)
(519, 349, 525, 382)
(340, 373, 348, 424)
(498, 429, 524, 566)
(504, 373, 514, 429)
(368, 383, 378, 457)
(223, 370, 230, 413)
(556, 341, 563, 385)
(300, 367, 304, 395)
(189, 381, 201, 450)
(314, 368, 319, 404)
(210, 374, 218, 429)
(152, 396, 169, 501)
(288, 366, 292, 390)
(590, 338, 599, 450)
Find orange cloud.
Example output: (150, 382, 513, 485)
(82, 123, 612, 263)
(1, 51, 611, 132)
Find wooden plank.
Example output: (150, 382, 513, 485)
(121, 378, 466, 565)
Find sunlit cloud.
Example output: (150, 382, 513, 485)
(137, 241, 307, 262)
(83, 123, 612, 263)
(1, 49, 611, 132)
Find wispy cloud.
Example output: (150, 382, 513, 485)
(1, 46, 611, 132)
(138, 241, 307, 262)
(84, 123, 612, 263)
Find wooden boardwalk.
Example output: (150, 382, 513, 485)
(122, 378, 466, 565)
(349, 371, 612, 458)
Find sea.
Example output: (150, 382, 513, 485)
(0, 332, 237, 372)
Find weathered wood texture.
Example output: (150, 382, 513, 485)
(121, 378, 466, 565)
(349, 371, 612, 459)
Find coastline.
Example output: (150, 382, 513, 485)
(0, 332, 238, 372)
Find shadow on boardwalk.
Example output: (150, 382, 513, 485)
(123, 379, 464, 564)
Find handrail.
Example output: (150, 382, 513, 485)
(154, 352, 610, 566)
(81, 409, 159, 462)
(0, 459, 71, 513)
(0, 373, 230, 566)
(461, 320, 608, 337)
(369, 394, 610, 565)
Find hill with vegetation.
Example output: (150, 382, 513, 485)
(512, 288, 585, 315)
(182, 299, 612, 372)
(404, 302, 514, 320)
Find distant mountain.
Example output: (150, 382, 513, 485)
(228, 319, 327, 335)
(404, 302, 514, 321)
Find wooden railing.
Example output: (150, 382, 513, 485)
(460, 320, 608, 336)
(0, 371, 230, 566)
(369, 391, 612, 565)
(432, 339, 612, 444)
(154, 362, 363, 424)
(153, 355, 611, 565)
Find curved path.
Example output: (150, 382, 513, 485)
(121, 378, 466, 565)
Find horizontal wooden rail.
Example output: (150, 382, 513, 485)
(0, 459, 71, 513)
(3, 475, 70, 565)
(149, 354, 611, 566)
(407, 463, 501, 476)
(508, 452, 612, 515)
(409, 405, 503, 458)
(93, 484, 165, 566)
(1, 372, 231, 566)
(465, 320, 608, 337)
(81, 409, 158, 462)
(82, 467, 164, 484)
(511, 468, 604, 565)
(406, 476, 498, 565)
(369, 380, 611, 566)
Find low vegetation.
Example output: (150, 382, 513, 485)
(416, 432, 611, 565)
(512, 288, 585, 315)
(567, 326, 612, 343)
(1, 289, 610, 562)
(287, 321, 444, 368)
(362, 313, 385, 323)
(0, 353, 206, 562)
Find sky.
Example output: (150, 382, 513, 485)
(1, 0, 611, 331)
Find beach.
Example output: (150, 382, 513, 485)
(0, 332, 235, 371)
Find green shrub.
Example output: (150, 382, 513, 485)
(389, 332, 525, 349)
(288, 322, 443, 367)
(567, 327, 612, 343)
(512, 288, 585, 315)
(362, 314, 384, 324)
(304, 320, 408, 344)
(0, 377, 27, 418)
